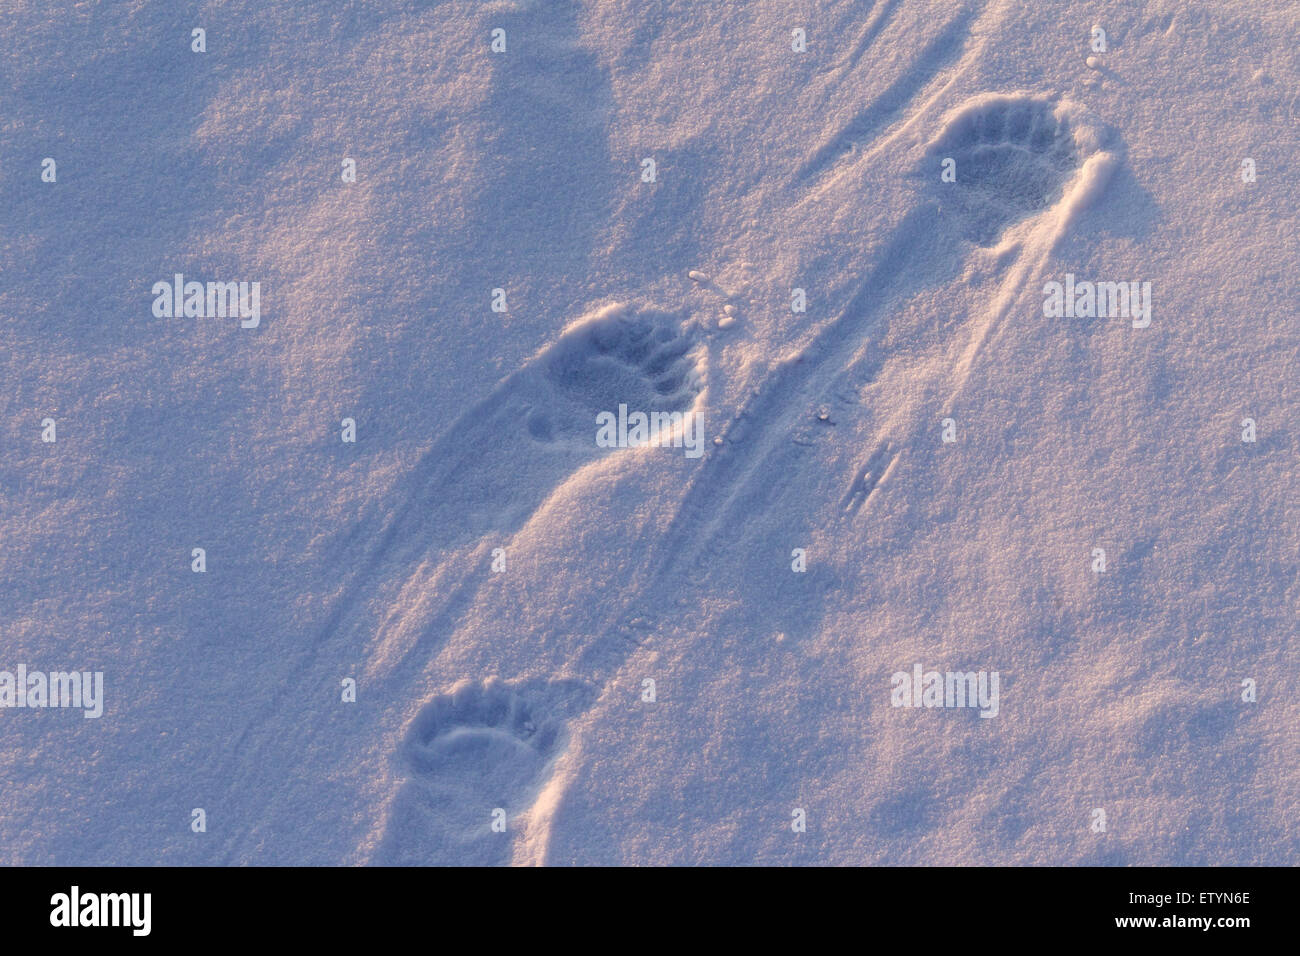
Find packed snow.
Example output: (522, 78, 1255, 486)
(1, 0, 1295, 865)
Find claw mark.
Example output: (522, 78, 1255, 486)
(842, 442, 899, 515)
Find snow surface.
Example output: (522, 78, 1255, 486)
(1, 0, 1296, 865)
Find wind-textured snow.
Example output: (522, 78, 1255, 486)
(1, 0, 1296, 865)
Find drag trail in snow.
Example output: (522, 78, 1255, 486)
(220, 13, 1122, 863)
(365, 92, 1121, 866)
